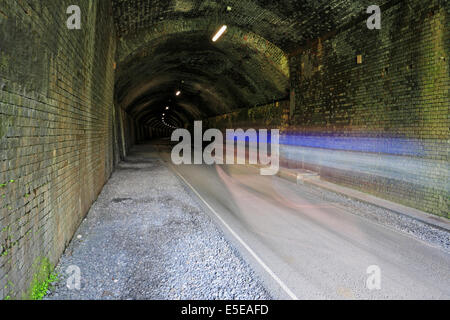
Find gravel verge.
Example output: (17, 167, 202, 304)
(45, 146, 271, 300)
(299, 182, 450, 253)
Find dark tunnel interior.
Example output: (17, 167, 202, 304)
(0, 0, 448, 301)
(111, 0, 389, 138)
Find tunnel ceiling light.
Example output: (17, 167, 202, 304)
(212, 25, 227, 42)
(176, 91, 181, 96)
(166, 106, 169, 110)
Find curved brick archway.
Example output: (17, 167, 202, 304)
(0, 0, 448, 300)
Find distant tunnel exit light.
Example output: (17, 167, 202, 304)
(212, 25, 227, 42)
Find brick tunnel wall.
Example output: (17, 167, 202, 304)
(287, 0, 449, 217)
(206, 100, 290, 131)
(0, 0, 117, 299)
(118, 107, 136, 156)
(206, 0, 448, 218)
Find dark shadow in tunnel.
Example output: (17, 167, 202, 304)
(114, 29, 290, 141)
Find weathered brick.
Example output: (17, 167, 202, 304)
(0, 0, 118, 299)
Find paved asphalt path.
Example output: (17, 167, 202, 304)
(160, 151, 450, 300)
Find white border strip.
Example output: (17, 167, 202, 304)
(170, 165, 299, 300)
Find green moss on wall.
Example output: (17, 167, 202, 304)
(26, 257, 58, 300)
(0, 115, 11, 140)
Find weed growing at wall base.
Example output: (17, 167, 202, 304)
(28, 258, 59, 300)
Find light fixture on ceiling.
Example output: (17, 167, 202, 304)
(166, 106, 169, 110)
(212, 25, 227, 42)
(176, 91, 181, 96)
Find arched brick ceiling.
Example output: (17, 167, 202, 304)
(115, 31, 289, 122)
(112, 0, 388, 51)
(112, 0, 389, 128)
